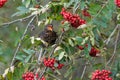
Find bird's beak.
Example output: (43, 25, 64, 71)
(47, 26, 53, 31)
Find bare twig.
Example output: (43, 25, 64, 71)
(106, 29, 119, 66)
(10, 16, 36, 67)
(0, 15, 34, 28)
(105, 24, 120, 45)
(81, 61, 89, 79)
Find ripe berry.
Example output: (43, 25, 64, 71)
(77, 45, 84, 50)
(22, 72, 34, 80)
(91, 70, 113, 80)
(115, 0, 120, 8)
(57, 63, 64, 69)
(89, 47, 100, 57)
(43, 58, 64, 70)
(61, 8, 86, 28)
(43, 58, 56, 69)
(0, 0, 7, 8)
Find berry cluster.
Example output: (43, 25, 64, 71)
(115, 0, 120, 8)
(91, 70, 113, 80)
(22, 72, 46, 80)
(43, 58, 64, 70)
(22, 72, 34, 80)
(61, 8, 86, 28)
(82, 9, 91, 17)
(77, 45, 100, 57)
(0, 0, 7, 8)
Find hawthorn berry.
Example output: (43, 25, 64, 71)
(22, 72, 34, 80)
(0, 0, 7, 8)
(115, 0, 120, 8)
(91, 70, 113, 80)
(61, 8, 86, 28)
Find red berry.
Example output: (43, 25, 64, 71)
(61, 8, 86, 28)
(77, 45, 84, 50)
(57, 63, 64, 69)
(115, 0, 120, 8)
(22, 72, 34, 80)
(91, 70, 113, 80)
(0, 0, 7, 8)
(89, 47, 100, 57)
(43, 58, 56, 70)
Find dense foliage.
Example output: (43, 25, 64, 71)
(0, 0, 120, 80)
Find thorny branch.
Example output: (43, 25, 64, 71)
(10, 16, 36, 67)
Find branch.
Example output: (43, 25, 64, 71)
(0, 15, 34, 28)
(10, 15, 36, 67)
(105, 24, 120, 45)
(81, 61, 89, 79)
(106, 29, 120, 66)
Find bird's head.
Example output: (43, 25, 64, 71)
(45, 24, 53, 31)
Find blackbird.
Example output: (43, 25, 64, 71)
(39, 24, 58, 47)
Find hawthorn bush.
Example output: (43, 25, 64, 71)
(0, 0, 120, 80)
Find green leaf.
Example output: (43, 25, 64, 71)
(68, 39, 74, 47)
(75, 36, 83, 44)
(25, 55, 32, 63)
(12, 6, 30, 17)
(58, 51, 65, 60)
(25, 0, 31, 8)
(23, 49, 35, 55)
(15, 55, 25, 61)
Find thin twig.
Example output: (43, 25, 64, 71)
(81, 61, 88, 79)
(0, 15, 34, 28)
(105, 24, 119, 45)
(37, 48, 43, 64)
(10, 16, 36, 67)
(106, 29, 119, 66)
